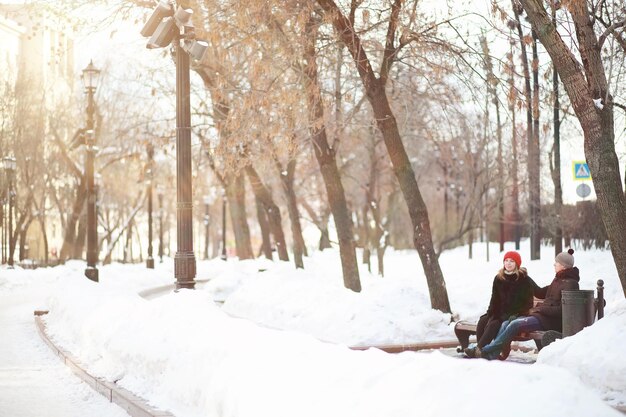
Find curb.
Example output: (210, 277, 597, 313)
(349, 340, 463, 353)
(34, 310, 174, 417)
(349, 339, 536, 354)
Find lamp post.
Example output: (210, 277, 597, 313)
(141, 3, 208, 289)
(82, 60, 100, 282)
(146, 145, 155, 269)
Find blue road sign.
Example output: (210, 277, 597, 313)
(573, 161, 591, 181)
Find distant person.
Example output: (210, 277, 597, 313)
(464, 251, 536, 358)
(478, 249, 580, 360)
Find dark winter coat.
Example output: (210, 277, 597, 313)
(531, 267, 580, 331)
(486, 269, 537, 321)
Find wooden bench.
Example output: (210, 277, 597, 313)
(454, 279, 606, 358)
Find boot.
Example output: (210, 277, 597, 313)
(464, 346, 482, 358)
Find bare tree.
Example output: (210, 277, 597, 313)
(519, 0, 626, 296)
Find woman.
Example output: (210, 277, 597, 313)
(464, 251, 537, 358)
(478, 249, 580, 360)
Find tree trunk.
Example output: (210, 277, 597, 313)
(226, 173, 254, 260)
(74, 210, 87, 260)
(123, 218, 132, 263)
(530, 31, 542, 260)
(60, 179, 86, 260)
(102, 192, 146, 264)
(513, 1, 537, 258)
(18, 217, 32, 261)
(508, 37, 521, 250)
(301, 199, 332, 251)
(277, 157, 306, 268)
(1, 203, 4, 263)
(38, 214, 49, 264)
(11, 193, 32, 263)
(135, 220, 143, 262)
(246, 165, 289, 261)
(255, 195, 273, 260)
(520, 0, 626, 296)
(551, 4, 563, 256)
(303, 15, 361, 292)
(316, 0, 450, 311)
(319, 228, 331, 251)
(480, 36, 505, 252)
(361, 205, 371, 272)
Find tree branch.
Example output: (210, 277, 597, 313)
(598, 19, 626, 49)
(379, 0, 402, 86)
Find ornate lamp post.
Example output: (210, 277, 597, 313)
(146, 145, 155, 269)
(141, 3, 208, 289)
(3, 157, 16, 267)
(82, 60, 101, 282)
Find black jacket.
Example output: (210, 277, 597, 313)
(531, 267, 580, 331)
(486, 270, 537, 321)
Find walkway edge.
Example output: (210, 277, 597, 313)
(34, 311, 174, 417)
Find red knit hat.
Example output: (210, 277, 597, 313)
(503, 251, 522, 268)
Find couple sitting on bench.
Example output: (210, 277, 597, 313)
(464, 249, 579, 360)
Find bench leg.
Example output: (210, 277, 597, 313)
(455, 329, 472, 351)
(540, 330, 562, 350)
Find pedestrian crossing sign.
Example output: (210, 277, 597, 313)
(573, 161, 591, 180)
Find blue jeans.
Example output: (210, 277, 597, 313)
(481, 316, 542, 359)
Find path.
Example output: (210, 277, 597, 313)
(0, 280, 129, 417)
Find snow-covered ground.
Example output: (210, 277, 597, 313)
(1, 242, 624, 417)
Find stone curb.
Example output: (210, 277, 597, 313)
(349, 338, 536, 354)
(34, 311, 174, 417)
(349, 339, 464, 353)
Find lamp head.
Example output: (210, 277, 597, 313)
(140, 0, 174, 38)
(146, 17, 177, 49)
(183, 40, 208, 61)
(174, 6, 193, 27)
(81, 60, 100, 90)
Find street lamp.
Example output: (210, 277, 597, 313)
(141, 2, 208, 289)
(82, 60, 101, 282)
(3, 157, 16, 267)
(146, 145, 155, 269)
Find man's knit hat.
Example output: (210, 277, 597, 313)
(555, 248, 575, 268)
(503, 251, 522, 268)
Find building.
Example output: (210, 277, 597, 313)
(0, 3, 75, 263)
(0, 14, 24, 86)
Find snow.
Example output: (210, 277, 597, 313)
(593, 98, 604, 109)
(0, 242, 624, 417)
